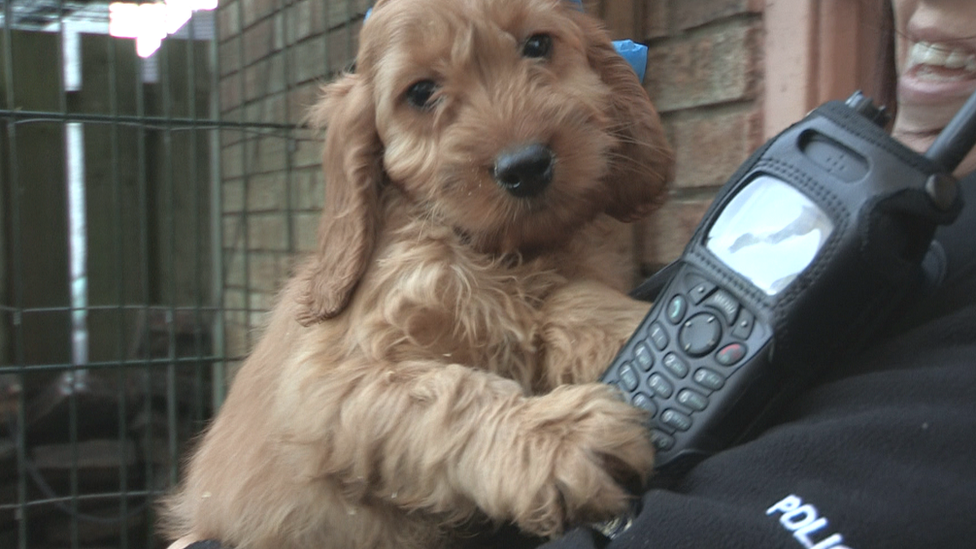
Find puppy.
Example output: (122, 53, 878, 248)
(162, 0, 673, 547)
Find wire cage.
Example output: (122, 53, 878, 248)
(0, 0, 365, 546)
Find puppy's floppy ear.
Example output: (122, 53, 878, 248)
(579, 16, 674, 222)
(298, 74, 384, 325)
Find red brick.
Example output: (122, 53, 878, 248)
(217, 1, 240, 43)
(289, 24, 362, 86)
(251, 93, 289, 126)
(219, 116, 249, 147)
(291, 126, 324, 169)
(674, 0, 763, 31)
(645, 20, 762, 112)
(644, 0, 669, 40)
(246, 173, 287, 212)
(668, 105, 763, 189)
(223, 178, 245, 213)
(284, 83, 321, 125)
(241, 0, 275, 29)
(242, 17, 276, 67)
(324, 0, 370, 29)
(253, 136, 289, 175)
(285, 0, 324, 46)
(288, 167, 325, 211)
(219, 36, 241, 77)
(640, 196, 715, 268)
(249, 292, 275, 316)
(603, 0, 639, 40)
(293, 212, 321, 253)
(220, 139, 250, 179)
(247, 213, 290, 251)
(248, 251, 293, 292)
(223, 287, 246, 320)
(219, 71, 241, 113)
(223, 214, 245, 251)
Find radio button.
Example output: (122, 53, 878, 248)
(648, 374, 674, 398)
(677, 388, 708, 411)
(679, 313, 722, 356)
(666, 294, 688, 324)
(634, 342, 654, 371)
(716, 343, 747, 366)
(732, 308, 756, 339)
(662, 353, 689, 378)
(618, 363, 639, 391)
(661, 409, 693, 431)
(648, 322, 669, 350)
(689, 280, 716, 304)
(703, 289, 740, 324)
(694, 368, 725, 391)
(631, 392, 657, 417)
(651, 430, 675, 450)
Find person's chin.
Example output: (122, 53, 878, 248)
(895, 69, 976, 175)
(899, 68, 976, 127)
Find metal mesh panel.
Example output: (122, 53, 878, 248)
(0, 0, 362, 546)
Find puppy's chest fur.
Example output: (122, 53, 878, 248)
(346, 196, 589, 388)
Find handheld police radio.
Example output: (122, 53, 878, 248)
(601, 91, 976, 477)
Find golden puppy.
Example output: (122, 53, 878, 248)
(162, 0, 673, 547)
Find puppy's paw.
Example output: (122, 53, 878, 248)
(514, 384, 654, 537)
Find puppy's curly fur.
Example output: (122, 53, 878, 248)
(162, 0, 673, 547)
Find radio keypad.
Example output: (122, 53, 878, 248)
(732, 309, 756, 339)
(693, 368, 725, 391)
(678, 313, 722, 357)
(618, 363, 639, 391)
(716, 343, 747, 366)
(662, 353, 689, 378)
(604, 273, 765, 450)
(648, 374, 674, 398)
(631, 392, 657, 416)
(634, 343, 654, 371)
(702, 289, 739, 324)
(661, 409, 693, 431)
(651, 430, 675, 450)
(666, 295, 688, 324)
(689, 280, 715, 304)
(648, 322, 669, 350)
(677, 388, 708, 411)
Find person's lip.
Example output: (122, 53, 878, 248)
(899, 29, 976, 105)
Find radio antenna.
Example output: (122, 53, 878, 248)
(925, 89, 976, 173)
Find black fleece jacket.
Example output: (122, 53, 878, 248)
(539, 176, 976, 549)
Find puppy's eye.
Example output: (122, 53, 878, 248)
(522, 33, 552, 59)
(405, 80, 439, 110)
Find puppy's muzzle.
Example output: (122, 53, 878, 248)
(493, 143, 554, 198)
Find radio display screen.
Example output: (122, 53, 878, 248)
(705, 175, 834, 296)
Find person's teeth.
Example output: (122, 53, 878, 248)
(945, 50, 969, 69)
(909, 41, 976, 72)
(920, 44, 949, 66)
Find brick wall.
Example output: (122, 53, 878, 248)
(635, 0, 765, 274)
(216, 0, 369, 361)
(215, 0, 769, 360)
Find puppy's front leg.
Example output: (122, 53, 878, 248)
(538, 280, 652, 388)
(321, 360, 652, 538)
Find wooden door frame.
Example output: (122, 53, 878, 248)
(764, 0, 884, 137)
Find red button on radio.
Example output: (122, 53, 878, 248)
(716, 343, 746, 366)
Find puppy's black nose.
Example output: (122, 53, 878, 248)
(493, 143, 554, 198)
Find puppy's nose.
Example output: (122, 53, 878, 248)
(493, 143, 554, 198)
